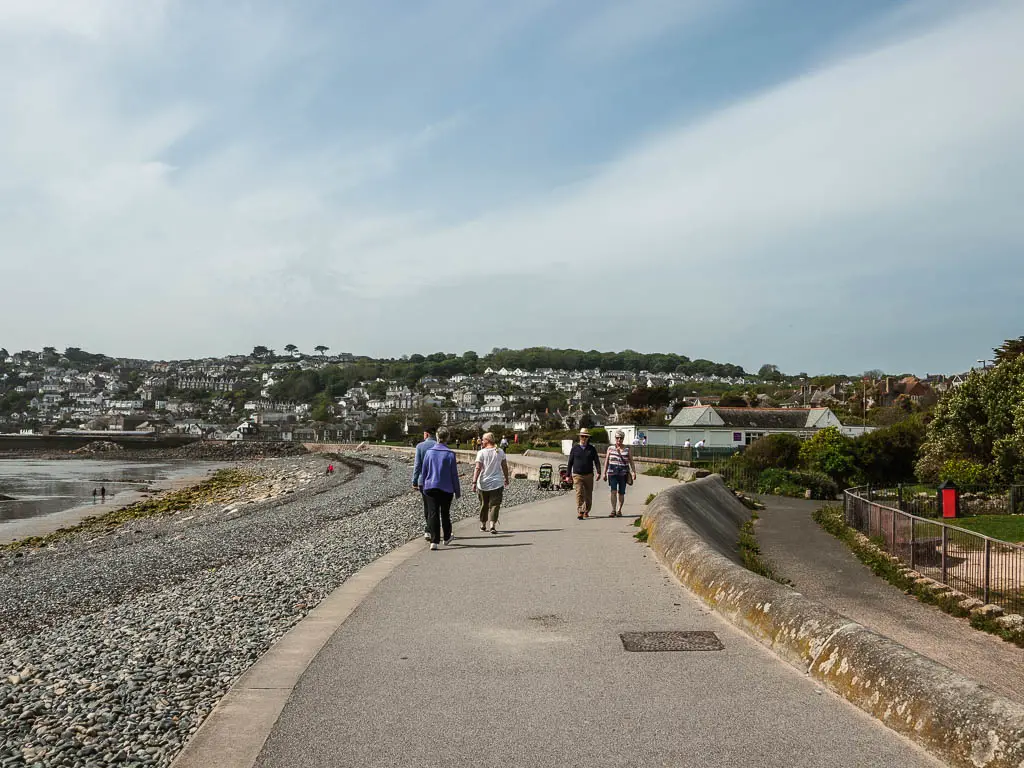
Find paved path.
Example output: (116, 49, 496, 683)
(756, 495, 1024, 704)
(253, 475, 938, 768)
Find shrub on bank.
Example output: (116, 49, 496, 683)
(742, 433, 802, 472)
(643, 463, 678, 478)
(755, 468, 838, 500)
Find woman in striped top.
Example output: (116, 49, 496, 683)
(605, 430, 637, 517)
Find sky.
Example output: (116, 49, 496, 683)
(1, 0, 1022, 375)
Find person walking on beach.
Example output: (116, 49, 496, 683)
(92, 489, 97, 504)
(420, 427, 461, 550)
(605, 430, 637, 517)
(100, 486, 106, 503)
(566, 428, 601, 519)
(412, 426, 438, 541)
(472, 432, 510, 533)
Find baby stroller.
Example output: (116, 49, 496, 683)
(538, 463, 553, 490)
(558, 464, 573, 490)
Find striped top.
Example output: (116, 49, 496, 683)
(605, 444, 632, 474)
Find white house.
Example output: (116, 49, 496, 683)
(607, 406, 846, 448)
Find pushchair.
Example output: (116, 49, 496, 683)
(558, 464, 573, 490)
(538, 463, 553, 490)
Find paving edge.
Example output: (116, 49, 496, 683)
(642, 476, 1024, 768)
(169, 535, 426, 768)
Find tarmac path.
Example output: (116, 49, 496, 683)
(756, 495, 1024, 705)
(253, 474, 939, 768)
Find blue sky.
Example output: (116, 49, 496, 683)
(1, 0, 1021, 375)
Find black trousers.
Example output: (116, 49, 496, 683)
(422, 489, 430, 533)
(424, 489, 454, 544)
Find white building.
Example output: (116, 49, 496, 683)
(607, 406, 845, 448)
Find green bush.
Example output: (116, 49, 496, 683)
(799, 426, 856, 486)
(789, 470, 839, 500)
(852, 418, 926, 485)
(938, 458, 991, 487)
(643, 463, 678, 478)
(742, 433, 802, 472)
(755, 468, 838, 500)
(756, 468, 803, 497)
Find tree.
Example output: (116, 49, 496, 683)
(718, 393, 748, 407)
(374, 414, 404, 441)
(917, 354, 1024, 483)
(310, 393, 334, 422)
(314, 345, 329, 357)
(852, 418, 926, 484)
(799, 427, 856, 486)
(742, 433, 802, 472)
(417, 404, 443, 431)
(252, 345, 270, 360)
(757, 364, 784, 381)
(994, 336, 1024, 365)
(284, 344, 298, 356)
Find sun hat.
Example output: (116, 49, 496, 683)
(579, 428, 591, 437)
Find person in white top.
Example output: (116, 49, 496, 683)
(694, 438, 705, 459)
(471, 432, 510, 533)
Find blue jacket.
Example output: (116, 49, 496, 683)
(412, 437, 437, 485)
(420, 443, 461, 497)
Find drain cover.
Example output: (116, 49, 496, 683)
(620, 631, 724, 652)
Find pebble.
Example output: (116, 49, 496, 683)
(0, 451, 562, 767)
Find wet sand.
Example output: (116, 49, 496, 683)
(0, 463, 231, 545)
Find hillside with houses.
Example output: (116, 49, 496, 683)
(0, 345, 966, 444)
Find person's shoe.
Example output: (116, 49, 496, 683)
(577, 514, 584, 520)
(429, 542, 438, 550)
(444, 537, 453, 546)
(424, 532, 431, 540)
(489, 526, 498, 534)
(583, 512, 589, 519)
(480, 524, 486, 531)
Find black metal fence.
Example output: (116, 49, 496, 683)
(629, 445, 739, 462)
(845, 487, 1023, 615)
(864, 484, 1024, 518)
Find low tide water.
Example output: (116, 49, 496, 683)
(0, 458, 216, 528)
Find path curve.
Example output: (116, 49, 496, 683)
(756, 495, 1024, 704)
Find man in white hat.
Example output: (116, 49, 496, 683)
(566, 428, 601, 519)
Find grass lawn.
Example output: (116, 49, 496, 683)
(949, 515, 1024, 544)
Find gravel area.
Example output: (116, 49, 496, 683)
(0, 451, 564, 767)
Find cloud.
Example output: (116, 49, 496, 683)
(0, 1, 1022, 373)
(562, 0, 731, 60)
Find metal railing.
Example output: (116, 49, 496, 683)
(866, 484, 1024, 518)
(844, 487, 1024, 615)
(629, 445, 738, 462)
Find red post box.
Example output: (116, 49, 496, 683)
(939, 480, 959, 519)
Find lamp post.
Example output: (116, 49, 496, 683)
(976, 359, 991, 371)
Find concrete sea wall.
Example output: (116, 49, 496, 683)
(642, 476, 1024, 768)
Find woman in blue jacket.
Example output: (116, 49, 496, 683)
(420, 426, 462, 549)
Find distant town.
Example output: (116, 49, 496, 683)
(0, 345, 971, 445)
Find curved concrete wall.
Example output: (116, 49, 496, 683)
(643, 476, 1024, 768)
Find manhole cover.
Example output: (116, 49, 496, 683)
(620, 631, 724, 652)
